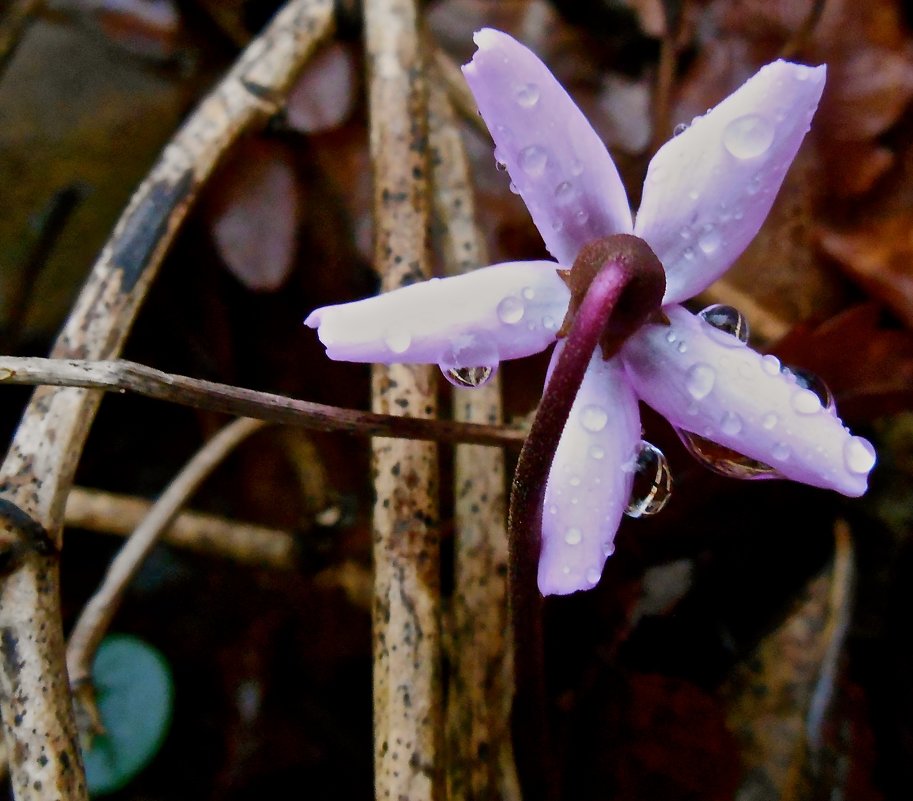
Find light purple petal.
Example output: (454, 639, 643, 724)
(305, 261, 569, 365)
(635, 60, 826, 305)
(620, 305, 875, 497)
(462, 28, 632, 265)
(539, 347, 641, 595)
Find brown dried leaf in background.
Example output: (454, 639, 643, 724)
(286, 42, 357, 134)
(818, 214, 913, 330)
(89, 0, 182, 60)
(206, 138, 303, 292)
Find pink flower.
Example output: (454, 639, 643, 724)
(307, 29, 876, 595)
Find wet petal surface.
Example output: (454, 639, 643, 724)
(463, 28, 632, 266)
(539, 348, 641, 595)
(620, 305, 874, 497)
(635, 60, 826, 304)
(305, 261, 569, 365)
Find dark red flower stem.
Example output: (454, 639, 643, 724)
(507, 235, 665, 801)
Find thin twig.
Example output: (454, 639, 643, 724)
(429, 43, 490, 138)
(66, 418, 266, 724)
(780, 0, 829, 59)
(0, 356, 525, 448)
(427, 72, 519, 801)
(0, 3, 335, 799)
(65, 486, 297, 569)
(364, 1, 442, 799)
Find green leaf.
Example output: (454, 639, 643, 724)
(83, 634, 174, 796)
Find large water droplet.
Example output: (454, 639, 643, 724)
(580, 404, 608, 433)
(442, 365, 495, 388)
(723, 113, 775, 159)
(625, 442, 673, 518)
(761, 354, 781, 375)
(698, 226, 722, 255)
(721, 411, 743, 435)
(677, 430, 779, 479)
(554, 180, 578, 205)
(497, 295, 525, 324)
(698, 304, 750, 344)
(514, 82, 540, 108)
(844, 436, 876, 474)
(384, 328, 411, 354)
(564, 527, 582, 546)
(518, 145, 547, 177)
(791, 387, 822, 415)
(685, 363, 716, 400)
(782, 366, 835, 411)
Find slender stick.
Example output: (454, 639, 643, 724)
(427, 74, 518, 801)
(364, 1, 442, 799)
(0, 357, 525, 448)
(0, 4, 334, 799)
(65, 486, 297, 570)
(67, 419, 265, 711)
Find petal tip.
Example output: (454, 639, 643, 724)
(303, 309, 321, 328)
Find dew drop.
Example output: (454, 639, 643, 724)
(522, 286, 535, 300)
(580, 404, 608, 433)
(590, 445, 605, 460)
(569, 475, 582, 487)
(679, 225, 692, 240)
(791, 387, 822, 415)
(384, 328, 411, 354)
(570, 159, 584, 176)
(602, 542, 615, 557)
(442, 365, 495, 388)
(497, 295, 525, 324)
(586, 567, 601, 585)
(576, 209, 590, 224)
(564, 527, 582, 546)
(548, 504, 558, 515)
(698, 226, 722, 255)
(625, 442, 673, 518)
(495, 159, 508, 172)
(761, 354, 781, 375)
(685, 363, 716, 400)
(543, 315, 558, 331)
(677, 430, 778, 479)
(508, 181, 520, 194)
(783, 366, 835, 411)
(772, 442, 790, 461)
(514, 82, 540, 108)
(554, 181, 578, 205)
(683, 246, 696, 261)
(676, 341, 688, 354)
(844, 436, 876, 474)
(721, 411, 743, 435)
(698, 304, 750, 344)
(762, 412, 779, 430)
(746, 173, 762, 195)
(518, 145, 547, 177)
(665, 329, 677, 344)
(673, 122, 689, 137)
(551, 220, 564, 233)
(723, 113, 776, 159)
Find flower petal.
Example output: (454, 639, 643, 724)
(305, 261, 569, 365)
(463, 28, 632, 265)
(620, 305, 875, 497)
(634, 60, 826, 304)
(539, 347, 641, 595)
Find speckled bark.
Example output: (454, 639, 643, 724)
(364, 2, 441, 800)
(0, 3, 335, 799)
(427, 80, 519, 801)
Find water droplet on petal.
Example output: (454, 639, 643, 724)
(570, 159, 584, 176)
(497, 296, 525, 324)
(772, 442, 790, 461)
(665, 329, 677, 344)
(569, 475, 581, 487)
(721, 412, 743, 435)
(698, 304, 750, 344)
(564, 527, 582, 545)
(442, 365, 495, 388)
(508, 181, 520, 194)
(761, 354, 781, 375)
(551, 219, 564, 233)
(683, 246, 696, 261)
(586, 567, 601, 585)
(783, 366, 835, 411)
(554, 181, 578, 205)
(590, 445, 605, 460)
(514, 82, 540, 108)
(844, 436, 876, 474)
(518, 145, 547, 177)
(602, 542, 615, 557)
(673, 122, 689, 136)
(522, 286, 535, 300)
(685, 363, 716, 400)
(677, 430, 779, 479)
(791, 387, 822, 415)
(580, 404, 608, 432)
(384, 328, 411, 354)
(576, 209, 590, 224)
(746, 173, 762, 195)
(762, 412, 779, 430)
(495, 159, 508, 172)
(625, 442, 672, 518)
(723, 114, 775, 159)
(698, 226, 722, 255)
(543, 315, 558, 331)
(676, 341, 688, 354)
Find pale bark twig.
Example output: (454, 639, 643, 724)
(0, 3, 334, 799)
(0, 356, 525, 448)
(66, 418, 265, 718)
(427, 75, 519, 801)
(365, 1, 442, 799)
(65, 486, 297, 570)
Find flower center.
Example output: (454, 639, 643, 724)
(556, 234, 666, 359)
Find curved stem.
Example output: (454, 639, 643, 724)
(506, 256, 655, 801)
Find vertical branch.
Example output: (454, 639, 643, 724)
(364, 2, 441, 801)
(0, 3, 335, 800)
(426, 76, 519, 801)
